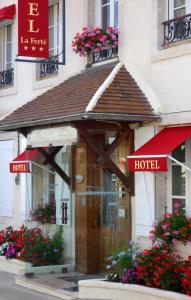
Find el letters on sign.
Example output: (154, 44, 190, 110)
(18, 0, 48, 58)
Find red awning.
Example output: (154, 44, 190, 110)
(128, 126, 191, 172)
(0, 4, 16, 23)
(10, 148, 40, 173)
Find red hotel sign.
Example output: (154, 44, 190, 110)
(10, 162, 31, 173)
(128, 157, 168, 172)
(18, 0, 48, 58)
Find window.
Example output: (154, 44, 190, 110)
(5, 24, 13, 70)
(163, 0, 191, 45)
(98, 0, 119, 28)
(168, 0, 191, 19)
(170, 143, 186, 213)
(0, 24, 14, 88)
(39, 2, 59, 78)
(48, 3, 59, 58)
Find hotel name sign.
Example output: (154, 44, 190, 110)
(10, 162, 31, 173)
(128, 157, 167, 172)
(18, 0, 48, 58)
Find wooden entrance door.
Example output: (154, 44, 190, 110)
(74, 133, 132, 274)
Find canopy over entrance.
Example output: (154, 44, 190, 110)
(128, 126, 191, 172)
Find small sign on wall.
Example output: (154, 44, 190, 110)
(10, 162, 31, 173)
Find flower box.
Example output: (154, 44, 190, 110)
(78, 279, 191, 300)
(0, 256, 72, 275)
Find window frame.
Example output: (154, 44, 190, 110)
(168, 139, 191, 215)
(167, 0, 191, 19)
(96, 0, 119, 28)
(1, 24, 13, 72)
(48, 2, 59, 57)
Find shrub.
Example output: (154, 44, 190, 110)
(136, 246, 182, 292)
(178, 257, 191, 296)
(17, 226, 63, 266)
(106, 240, 140, 272)
(150, 201, 191, 246)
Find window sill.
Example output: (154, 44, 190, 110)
(0, 85, 17, 97)
(33, 72, 59, 91)
(152, 39, 191, 63)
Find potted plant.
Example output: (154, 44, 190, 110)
(72, 25, 119, 62)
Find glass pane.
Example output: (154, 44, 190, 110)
(49, 5, 54, 27)
(174, 7, 186, 17)
(49, 27, 54, 50)
(172, 165, 186, 196)
(114, 0, 119, 27)
(102, 4, 110, 29)
(174, 0, 185, 8)
(172, 198, 185, 213)
(6, 25, 12, 42)
(6, 44, 12, 64)
(102, 0, 110, 5)
(172, 143, 185, 162)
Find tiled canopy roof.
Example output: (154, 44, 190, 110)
(0, 62, 158, 130)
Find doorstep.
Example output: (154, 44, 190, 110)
(16, 272, 104, 300)
(78, 279, 191, 300)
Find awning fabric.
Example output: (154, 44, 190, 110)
(10, 148, 40, 173)
(0, 4, 16, 23)
(128, 126, 191, 172)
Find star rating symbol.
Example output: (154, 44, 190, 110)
(31, 46, 36, 51)
(24, 45, 28, 50)
(39, 47, 44, 52)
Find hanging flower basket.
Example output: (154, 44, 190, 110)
(72, 26, 119, 57)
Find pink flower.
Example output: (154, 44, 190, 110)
(162, 223, 169, 230)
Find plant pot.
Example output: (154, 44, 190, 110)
(174, 241, 191, 258)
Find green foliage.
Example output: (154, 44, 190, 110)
(31, 201, 56, 224)
(106, 240, 141, 272)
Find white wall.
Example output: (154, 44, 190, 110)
(120, 0, 191, 126)
(134, 127, 155, 237)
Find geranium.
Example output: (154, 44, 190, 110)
(150, 201, 191, 246)
(136, 246, 182, 292)
(177, 258, 191, 296)
(72, 26, 119, 56)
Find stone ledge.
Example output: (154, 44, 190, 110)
(0, 256, 72, 275)
(78, 279, 191, 300)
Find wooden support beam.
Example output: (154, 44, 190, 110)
(38, 147, 71, 186)
(43, 146, 63, 165)
(79, 129, 130, 192)
(97, 130, 130, 163)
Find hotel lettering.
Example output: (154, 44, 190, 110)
(134, 159, 160, 170)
